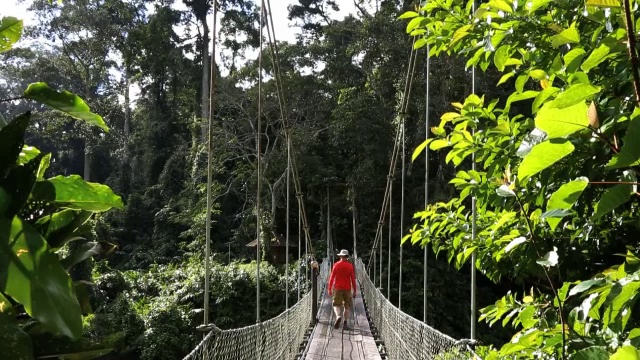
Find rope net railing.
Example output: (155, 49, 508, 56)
(184, 258, 330, 360)
(356, 258, 475, 360)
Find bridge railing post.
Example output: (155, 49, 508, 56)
(311, 265, 318, 323)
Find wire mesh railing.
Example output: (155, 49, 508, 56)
(356, 258, 476, 360)
(184, 258, 330, 360)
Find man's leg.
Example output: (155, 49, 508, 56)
(333, 291, 343, 328)
(342, 291, 353, 329)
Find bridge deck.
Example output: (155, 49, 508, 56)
(304, 282, 381, 360)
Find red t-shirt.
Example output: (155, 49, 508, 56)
(329, 259, 356, 292)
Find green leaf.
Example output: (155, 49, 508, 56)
(518, 139, 574, 181)
(546, 177, 588, 230)
(406, 17, 425, 33)
(497, 72, 515, 86)
(504, 236, 527, 253)
(629, 328, 640, 347)
(0, 113, 29, 171)
(429, 139, 450, 150)
(572, 346, 609, 360)
(605, 282, 640, 332)
(537, 248, 558, 267)
(552, 24, 580, 48)
(593, 184, 632, 220)
(0, 313, 34, 360)
(494, 45, 510, 71)
(2, 154, 42, 219)
(31, 175, 123, 212)
(540, 208, 573, 219)
(569, 279, 606, 297)
(535, 101, 589, 138)
(532, 87, 560, 113)
(551, 84, 600, 109)
(0, 216, 82, 338)
(0, 17, 23, 52)
(507, 90, 539, 109)
(399, 11, 419, 19)
(487, 0, 513, 12)
(607, 108, 640, 169)
(586, 0, 621, 7)
(515, 74, 528, 93)
(23, 83, 108, 131)
(563, 48, 586, 74)
(611, 346, 640, 360)
(35, 210, 92, 250)
(529, 69, 547, 80)
(451, 24, 471, 45)
(18, 145, 41, 165)
(412, 139, 429, 161)
(413, 38, 428, 50)
(60, 242, 101, 269)
(528, 0, 552, 12)
(582, 43, 612, 72)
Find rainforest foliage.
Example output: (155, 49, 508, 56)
(405, 0, 640, 357)
(3, 0, 638, 359)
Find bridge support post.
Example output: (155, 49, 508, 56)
(311, 266, 318, 323)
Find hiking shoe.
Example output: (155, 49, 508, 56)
(334, 317, 342, 329)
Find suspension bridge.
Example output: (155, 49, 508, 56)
(184, 256, 478, 360)
(187, 0, 484, 358)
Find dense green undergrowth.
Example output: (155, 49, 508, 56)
(84, 259, 303, 359)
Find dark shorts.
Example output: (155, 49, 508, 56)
(332, 289, 352, 307)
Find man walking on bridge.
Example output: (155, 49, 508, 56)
(328, 249, 356, 330)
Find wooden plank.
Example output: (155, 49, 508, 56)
(304, 282, 381, 360)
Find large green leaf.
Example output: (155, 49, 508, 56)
(586, 0, 621, 7)
(611, 345, 640, 360)
(0, 113, 29, 171)
(546, 177, 588, 230)
(35, 210, 93, 250)
(572, 346, 609, 360)
(593, 184, 632, 220)
(550, 84, 600, 109)
(3, 154, 42, 219)
(606, 108, 640, 169)
(518, 139, 575, 181)
(0, 216, 82, 338)
(23, 83, 108, 131)
(0, 17, 23, 53)
(31, 175, 123, 212)
(0, 313, 34, 360)
(582, 43, 612, 72)
(551, 25, 580, 48)
(535, 101, 588, 138)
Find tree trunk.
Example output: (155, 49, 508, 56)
(124, 67, 131, 165)
(201, 20, 210, 142)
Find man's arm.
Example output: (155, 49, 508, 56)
(350, 263, 356, 297)
(328, 264, 336, 295)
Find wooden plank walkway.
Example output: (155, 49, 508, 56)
(304, 282, 381, 360)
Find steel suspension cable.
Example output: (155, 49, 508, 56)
(286, 134, 291, 309)
(367, 43, 419, 308)
(470, 0, 478, 341)
(203, 0, 218, 331)
(367, 46, 418, 272)
(263, 0, 315, 259)
(424, 36, 430, 324)
(399, 116, 405, 310)
(256, 0, 264, 327)
(388, 173, 393, 298)
(423, 0, 431, 324)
